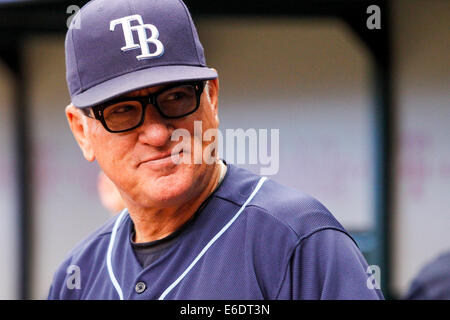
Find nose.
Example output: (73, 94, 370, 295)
(136, 104, 173, 147)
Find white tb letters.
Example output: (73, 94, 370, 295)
(110, 14, 164, 60)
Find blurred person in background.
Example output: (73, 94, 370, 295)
(404, 250, 450, 300)
(98, 171, 125, 215)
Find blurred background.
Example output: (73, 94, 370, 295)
(0, 0, 448, 299)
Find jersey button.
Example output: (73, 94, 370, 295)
(135, 281, 147, 294)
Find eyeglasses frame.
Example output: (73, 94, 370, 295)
(78, 81, 206, 133)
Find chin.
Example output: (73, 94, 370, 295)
(139, 167, 199, 207)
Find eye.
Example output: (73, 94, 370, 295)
(103, 101, 141, 120)
(112, 104, 136, 114)
(164, 91, 186, 102)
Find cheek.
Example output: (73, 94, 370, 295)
(89, 128, 136, 175)
(175, 107, 218, 163)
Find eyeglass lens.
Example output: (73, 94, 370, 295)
(103, 84, 198, 132)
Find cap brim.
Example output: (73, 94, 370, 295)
(71, 65, 218, 108)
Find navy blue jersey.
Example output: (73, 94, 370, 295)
(48, 164, 383, 300)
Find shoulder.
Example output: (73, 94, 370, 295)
(253, 177, 347, 239)
(54, 210, 122, 268)
(277, 229, 384, 299)
(219, 164, 351, 242)
(215, 165, 372, 298)
(47, 212, 121, 299)
(66, 212, 120, 260)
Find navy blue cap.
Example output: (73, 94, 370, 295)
(65, 0, 217, 108)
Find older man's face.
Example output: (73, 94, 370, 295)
(70, 79, 219, 209)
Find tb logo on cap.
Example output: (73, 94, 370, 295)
(110, 14, 164, 60)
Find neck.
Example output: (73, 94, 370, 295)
(127, 160, 225, 243)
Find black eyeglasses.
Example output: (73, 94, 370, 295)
(79, 81, 205, 133)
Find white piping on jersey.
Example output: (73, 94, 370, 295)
(106, 176, 267, 300)
(106, 208, 128, 300)
(159, 176, 267, 300)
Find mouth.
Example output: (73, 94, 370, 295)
(138, 150, 183, 168)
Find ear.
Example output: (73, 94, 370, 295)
(66, 104, 96, 162)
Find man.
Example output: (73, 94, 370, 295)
(48, 0, 383, 300)
(404, 250, 450, 300)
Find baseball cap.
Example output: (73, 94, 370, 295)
(65, 0, 217, 108)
